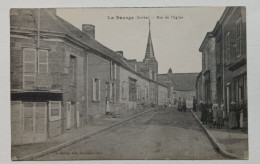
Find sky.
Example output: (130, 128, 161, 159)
(57, 7, 225, 74)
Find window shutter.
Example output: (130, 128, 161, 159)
(114, 84, 116, 102)
(110, 83, 113, 101)
(114, 63, 117, 79)
(98, 79, 101, 101)
(23, 48, 37, 89)
(110, 61, 113, 79)
(38, 50, 48, 74)
(92, 79, 96, 101)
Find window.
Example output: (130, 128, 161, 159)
(69, 56, 76, 85)
(92, 78, 101, 102)
(23, 48, 49, 89)
(129, 78, 137, 101)
(236, 20, 242, 58)
(49, 101, 61, 121)
(225, 33, 231, 64)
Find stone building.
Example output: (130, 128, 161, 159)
(158, 68, 198, 108)
(197, 7, 247, 130)
(10, 9, 168, 145)
(199, 32, 217, 102)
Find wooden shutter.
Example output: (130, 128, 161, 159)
(38, 50, 48, 74)
(23, 102, 34, 132)
(98, 80, 101, 101)
(92, 79, 96, 101)
(114, 63, 117, 79)
(23, 48, 37, 89)
(114, 84, 116, 102)
(110, 83, 113, 101)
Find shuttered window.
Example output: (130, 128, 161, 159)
(38, 50, 48, 74)
(23, 48, 37, 89)
(23, 48, 49, 89)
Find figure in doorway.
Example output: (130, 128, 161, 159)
(105, 97, 111, 115)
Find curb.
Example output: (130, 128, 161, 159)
(190, 109, 242, 159)
(15, 108, 156, 161)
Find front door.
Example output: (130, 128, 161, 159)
(66, 102, 71, 130)
(23, 102, 47, 144)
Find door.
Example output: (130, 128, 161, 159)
(23, 102, 47, 144)
(11, 101, 23, 145)
(66, 102, 71, 130)
(71, 102, 77, 128)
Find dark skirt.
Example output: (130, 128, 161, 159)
(201, 109, 208, 122)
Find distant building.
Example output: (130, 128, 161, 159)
(10, 9, 168, 145)
(158, 68, 198, 107)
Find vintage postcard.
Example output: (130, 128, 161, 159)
(10, 7, 248, 160)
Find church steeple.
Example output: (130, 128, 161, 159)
(145, 19, 155, 58)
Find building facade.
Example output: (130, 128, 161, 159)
(158, 68, 199, 108)
(10, 9, 168, 145)
(197, 7, 247, 130)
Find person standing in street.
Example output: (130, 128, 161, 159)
(201, 100, 208, 124)
(216, 102, 223, 128)
(229, 101, 238, 129)
(105, 97, 111, 115)
(212, 100, 218, 128)
(220, 101, 225, 126)
(193, 96, 197, 112)
(178, 97, 182, 111)
(182, 98, 187, 112)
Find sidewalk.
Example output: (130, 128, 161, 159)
(191, 110, 248, 159)
(11, 107, 155, 161)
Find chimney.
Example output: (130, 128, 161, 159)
(82, 24, 95, 39)
(116, 51, 124, 57)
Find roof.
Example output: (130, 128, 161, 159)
(10, 9, 133, 70)
(158, 73, 199, 91)
(10, 9, 167, 88)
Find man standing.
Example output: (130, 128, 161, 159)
(193, 96, 197, 112)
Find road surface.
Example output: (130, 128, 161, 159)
(36, 108, 227, 160)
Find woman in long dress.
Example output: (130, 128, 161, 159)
(105, 97, 111, 115)
(201, 101, 208, 124)
(212, 100, 218, 128)
(229, 101, 238, 129)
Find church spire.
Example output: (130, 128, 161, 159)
(145, 19, 155, 58)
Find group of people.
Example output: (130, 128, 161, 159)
(199, 100, 225, 129)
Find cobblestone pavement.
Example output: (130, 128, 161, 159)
(36, 108, 227, 160)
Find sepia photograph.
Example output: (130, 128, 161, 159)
(10, 7, 248, 160)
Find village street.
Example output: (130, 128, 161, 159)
(35, 108, 227, 160)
